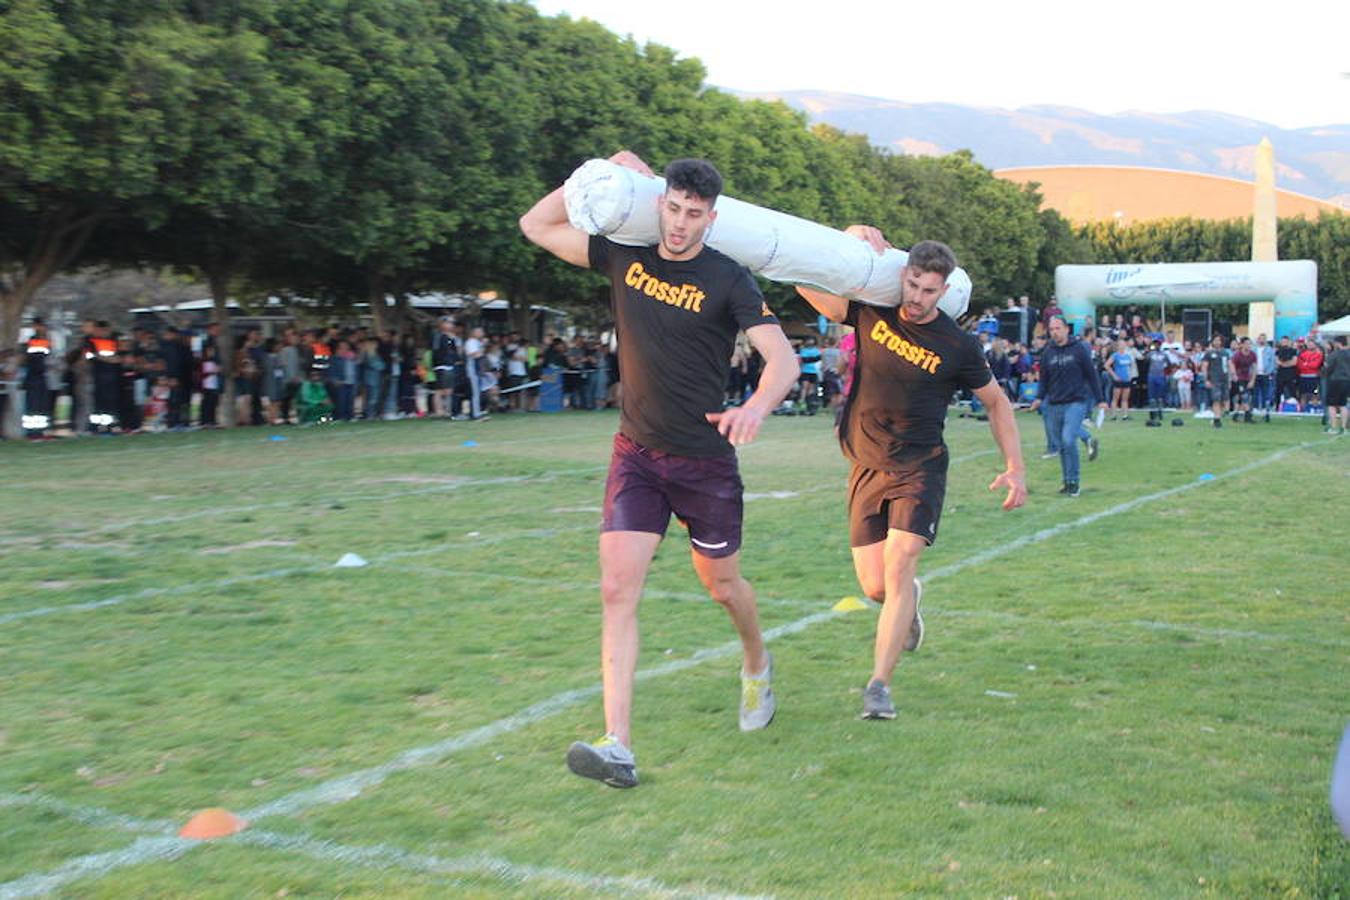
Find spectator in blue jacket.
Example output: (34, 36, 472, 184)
(1030, 316, 1106, 497)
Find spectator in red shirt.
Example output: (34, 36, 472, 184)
(1040, 296, 1062, 336)
(1296, 340, 1324, 408)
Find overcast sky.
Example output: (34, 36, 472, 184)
(532, 0, 1348, 131)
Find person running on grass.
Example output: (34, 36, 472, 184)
(519, 151, 798, 788)
(796, 227, 1027, 721)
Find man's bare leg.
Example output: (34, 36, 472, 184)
(872, 530, 926, 684)
(851, 529, 926, 686)
(691, 550, 768, 676)
(598, 530, 661, 747)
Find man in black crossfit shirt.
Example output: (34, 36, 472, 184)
(798, 227, 1027, 720)
(520, 151, 799, 787)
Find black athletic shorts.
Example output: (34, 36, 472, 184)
(1328, 379, 1350, 407)
(847, 445, 948, 548)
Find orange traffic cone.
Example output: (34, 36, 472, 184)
(179, 808, 247, 840)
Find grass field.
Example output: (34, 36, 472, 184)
(1, 410, 1346, 898)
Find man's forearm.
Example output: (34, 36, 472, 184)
(986, 393, 1025, 473)
(744, 349, 798, 416)
(519, 185, 568, 234)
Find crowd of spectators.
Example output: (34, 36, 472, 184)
(7, 315, 623, 437)
(953, 298, 1345, 429)
(758, 293, 1347, 434)
(9, 298, 1347, 438)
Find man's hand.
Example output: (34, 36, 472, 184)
(1028, 399, 1041, 411)
(844, 224, 890, 254)
(989, 468, 1027, 511)
(706, 406, 767, 446)
(609, 149, 654, 178)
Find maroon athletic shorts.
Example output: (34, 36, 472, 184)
(601, 432, 743, 558)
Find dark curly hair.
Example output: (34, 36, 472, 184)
(663, 158, 723, 203)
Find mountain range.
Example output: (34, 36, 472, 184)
(739, 91, 1350, 208)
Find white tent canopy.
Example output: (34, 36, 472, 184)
(1318, 314, 1350, 336)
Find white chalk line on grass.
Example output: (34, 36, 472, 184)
(234, 829, 771, 900)
(0, 418, 615, 467)
(0, 792, 175, 835)
(395, 562, 824, 612)
(0, 467, 606, 547)
(390, 563, 1350, 647)
(0, 525, 596, 627)
(279, 438, 1325, 823)
(930, 608, 1349, 649)
(0, 438, 994, 549)
(0, 415, 826, 539)
(240, 609, 837, 822)
(2, 450, 998, 623)
(0, 615, 836, 896)
(0, 836, 194, 900)
(921, 439, 1325, 583)
(0, 440, 1322, 897)
(0, 794, 763, 900)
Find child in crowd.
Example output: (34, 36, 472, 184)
(297, 369, 334, 424)
(144, 376, 171, 431)
(200, 346, 221, 427)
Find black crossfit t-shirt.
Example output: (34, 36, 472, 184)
(840, 301, 992, 470)
(590, 236, 778, 457)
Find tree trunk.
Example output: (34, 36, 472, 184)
(508, 285, 533, 339)
(0, 283, 39, 439)
(209, 269, 237, 428)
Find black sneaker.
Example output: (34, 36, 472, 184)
(1057, 482, 1072, 494)
(1087, 437, 1100, 461)
(566, 734, 638, 788)
(1213, 418, 1222, 428)
(1067, 482, 1081, 497)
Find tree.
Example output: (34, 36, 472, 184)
(882, 151, 1045, 306)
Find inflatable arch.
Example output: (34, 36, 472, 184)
(1055, 261, 1318, 341)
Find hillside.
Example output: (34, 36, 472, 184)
(742, 90, 1350, 208)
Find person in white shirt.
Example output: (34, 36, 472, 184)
(463, 326, 488, 421)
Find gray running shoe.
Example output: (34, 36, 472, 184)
(566, 734, 638, 788)
(861, 679, 896, 720)
(904, 579, 925, 652)
(739, 653, 776, 732)
(1087, 436, 1100, 461)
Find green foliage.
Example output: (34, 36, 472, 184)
(13, 0, 1266, 350)
(1281, 212, 1350, 319)
(882, 151, 1045, 304)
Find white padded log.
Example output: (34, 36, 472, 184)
(564, 159, 971, 319)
